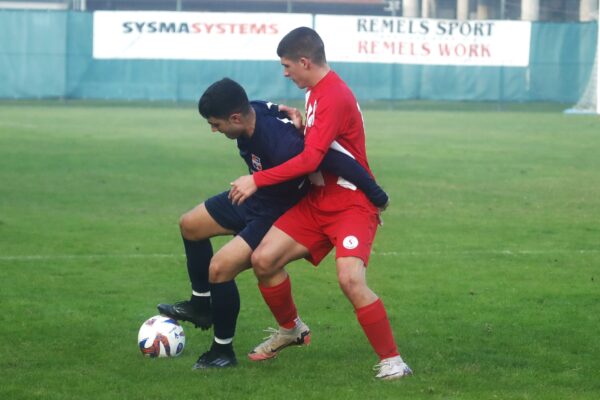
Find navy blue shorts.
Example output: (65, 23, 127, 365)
(204, 191, 282, 250)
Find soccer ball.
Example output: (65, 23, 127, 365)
(138, 315, 185, 358)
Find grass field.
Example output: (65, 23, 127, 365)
(1, 101, 599, 399)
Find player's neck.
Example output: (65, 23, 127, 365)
(308, 64, 331, 88)
(242, 107, 256, 138)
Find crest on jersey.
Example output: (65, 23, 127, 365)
(251, 154, 263, 171)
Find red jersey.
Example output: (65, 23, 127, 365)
(253, 70, 376, 214)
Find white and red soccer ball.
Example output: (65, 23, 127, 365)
(138, 315, 185, 358)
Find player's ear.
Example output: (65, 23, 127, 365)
(229, 113, 242, 124)
(299, 57, 310, 70)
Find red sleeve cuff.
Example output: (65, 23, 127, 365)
(253, 171, 267, 187)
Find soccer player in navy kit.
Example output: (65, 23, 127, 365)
(157, 78, 388, 369)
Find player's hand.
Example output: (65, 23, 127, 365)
(377, 200, 389, 226)
(229, 175, 257, 205)
(278, 104, 304, 131)
(378, 200, 389, 212)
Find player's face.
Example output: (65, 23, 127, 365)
(206, 116, 243, 140)
(280, 56, 309, 89)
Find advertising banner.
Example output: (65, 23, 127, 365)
(315, 15, 531, 66)
(93, 11, 312, 60)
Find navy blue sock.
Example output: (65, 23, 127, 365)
(182, 238, 212, 311)
(210, 340, 234, 355)
(210, 280, 240, 341)
(190, 295, 210, 313)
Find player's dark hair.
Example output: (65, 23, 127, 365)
(276, 27, 326, 65)
(198, 78, 251, 119)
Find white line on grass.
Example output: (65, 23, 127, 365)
(0, 121, 38, 129)
(0, 253, 182, 261)
(0, 249, 598, 262)
(375, 249, 600, 256)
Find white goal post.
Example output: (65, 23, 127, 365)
(566, 0, 600, 114)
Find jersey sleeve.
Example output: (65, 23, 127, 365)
(319, 150, 388, 208)
(253, 94, 343, 187)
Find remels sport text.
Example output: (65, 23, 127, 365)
(122, 22, 278, 34)
(357, 18, 494, 37)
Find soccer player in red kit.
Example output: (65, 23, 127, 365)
(229, 27, 412, 380)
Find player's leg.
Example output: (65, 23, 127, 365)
(193, 235, 252, 369)
(336, 256, 377, 308)
(333, 213, 412, 380)
(251, 225, 309, 287)
(248, 201, 331, 361)
(336, 257, 411, 380)
(252, 226, 310, 331)
(158, 192, 241, 330)
(194, 211, 294, 368)
(248, 226, 312, 361)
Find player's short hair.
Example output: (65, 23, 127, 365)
(198, 78, 251, 119)
(277, 27, 326, 65)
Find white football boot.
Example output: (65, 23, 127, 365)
(248, 319, 311, 361)
(374, 356, 413, 380)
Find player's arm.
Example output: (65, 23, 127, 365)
(229, 99, 340, 205)
(271, 104, 385, 209)
(320, 150, 388, 209)
(229, 145, 325, 205)
(253, 97, 341, 185)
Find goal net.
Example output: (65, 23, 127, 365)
(565, 46, 598, 114)
(565, 5, 599, 114)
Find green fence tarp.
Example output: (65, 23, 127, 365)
(0, 10, 597, 103)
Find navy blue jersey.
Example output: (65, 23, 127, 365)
(236, 101, 307, 214)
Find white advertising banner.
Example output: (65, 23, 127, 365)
(315, 15, 531, 66)
(93, 11, 312, 60)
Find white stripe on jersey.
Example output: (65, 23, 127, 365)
(330, 140, 355, 159)
(304, 91, 357, 191)
(329, 140, 357, 191)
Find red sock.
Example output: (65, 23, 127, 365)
(258, 276, 298, 329)
(356, 298, 400, 360)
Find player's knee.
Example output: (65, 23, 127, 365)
(337, 273, 358, 293)
(179, 211, 203, 240)
(251, 247, 276, 279)
(179, 212, 194, 238)
(337, 269, 366, 298)
(208, 258, 229, 283)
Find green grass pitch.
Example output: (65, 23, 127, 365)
(1, 101, 599, 399)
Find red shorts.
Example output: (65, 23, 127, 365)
(274, 195, 379, 266)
